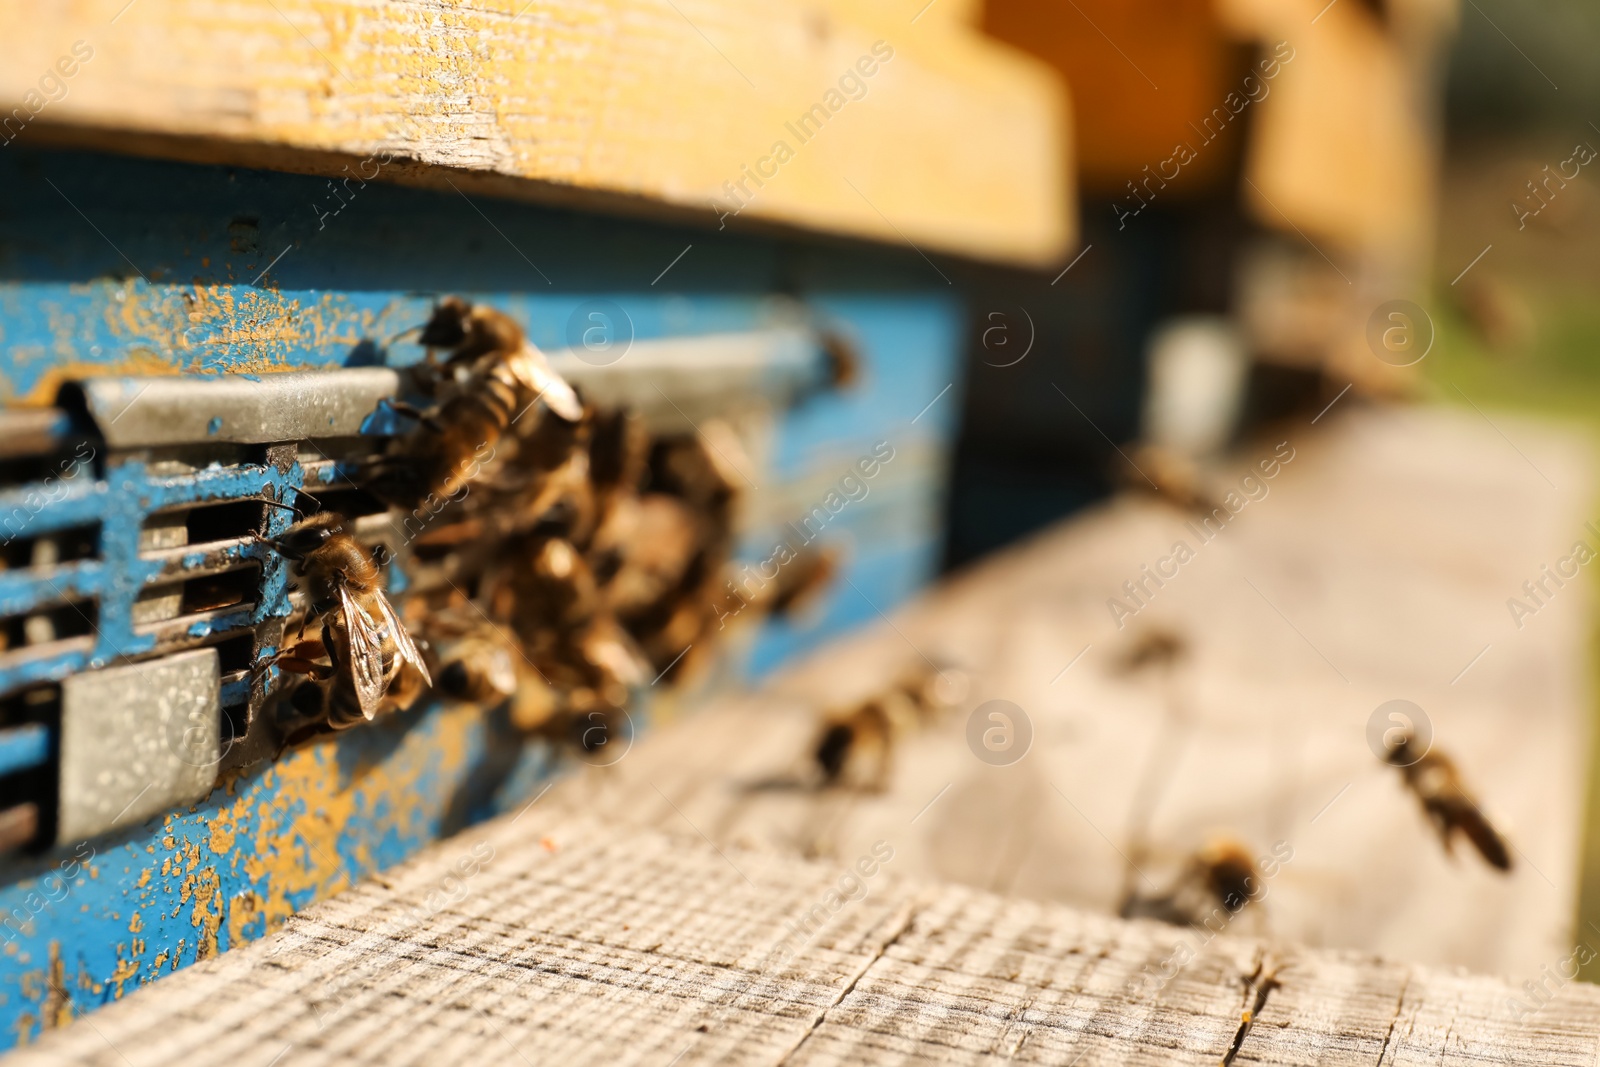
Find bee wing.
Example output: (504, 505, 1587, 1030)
(510, 343, 583, 423)
(339, 587, 388, 721)
(373, 590, 432, 688)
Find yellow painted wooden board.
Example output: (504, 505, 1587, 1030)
(0, 0, 1071, 266)
(1216, 0, 1456, 258)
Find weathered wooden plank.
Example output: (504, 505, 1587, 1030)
(10, 808, 1600, 1065)
(0, 0, 1069, 265)
(548, 405, 1596, 979)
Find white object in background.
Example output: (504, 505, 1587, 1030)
(1141, 316, 1247, 457)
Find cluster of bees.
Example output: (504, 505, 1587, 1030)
(1112, 627, 1512, 930)
(257, 297, 835, 752)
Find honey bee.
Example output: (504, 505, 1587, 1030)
(1114, 626, 1187, 675)
(1385, 730, 1512, 871)
(1120, 443, 1222, 515)
(1120, 836, 1267, 927)
(263, 511, 432, 729)
(815, 699, 894, 792)
(813, 663, 969, 791)
(725, 546, 840, 623)
(367, 297, 583, 506)
(434, 621, 558, 733)
(419, 296, 582, 423)
(1190, 838, 1262, 914)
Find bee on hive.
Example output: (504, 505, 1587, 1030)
(261, 509, 431, 729)
(367, 296, 583, 507)
(429, 613, 559, 733)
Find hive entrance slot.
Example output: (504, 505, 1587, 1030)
(0, 600, 97, 652)
(0, 685, 58, 854)
(0, 524, 99, 570)
(186, 500, 267, 545)
(295, 484, 389, 520)
(179, 564, 261, 616)
(211, 632, 255, 675)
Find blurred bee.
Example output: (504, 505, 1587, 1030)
(590, 493, 704, 621)
(720, 546, 840, 625)
(1190, 838, 1262, 915)
(1119, 443, 1222, 515)
(263, 511, 432, 729)
(368, 297, 582, 506)
(1385, 730, 1512, 872)
(816, 700, 893, 792)
(588, 408, 650, 516)
(435, 626, 518, 703)
(418, 296, 582, 422)
(814, 663, 969, 791)
(433, 620, 559, 733)
(1114, 626, 1187, 675)
(1120, 836, 1271, 927)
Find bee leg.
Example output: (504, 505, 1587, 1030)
(274, 656, 336, 682)
(412, 352, 448, 395)
(387, 399, 445, 434)
(256, 639, 334, 685)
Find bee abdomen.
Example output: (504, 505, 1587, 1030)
(1451, 801, 1513, 871)
(816, 723, 854, 782)
(325, 685, 368, 730)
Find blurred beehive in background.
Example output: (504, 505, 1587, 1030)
(948, 0, 1461, 566)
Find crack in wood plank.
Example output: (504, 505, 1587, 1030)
(1223, 949, 1281, 1066)
(774, 897, 920, 1065)
(1372, 969, 1413, 1067)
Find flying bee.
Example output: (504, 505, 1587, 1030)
(1114, 627, 1187, 675)
(261, 510, 432, 729)
(1120, 836, 1267, 927)
(1190, 838, 1262, 915)
(1385, 730, 1512, 872)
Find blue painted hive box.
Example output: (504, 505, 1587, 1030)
(0, 1, 1069, 1045)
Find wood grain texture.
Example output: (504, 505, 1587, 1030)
(9, 403, 1593, 1064)
(11, 812, 1600, 1066)
(550, 404, 1596, 980)
(0, 0, 1070, 265)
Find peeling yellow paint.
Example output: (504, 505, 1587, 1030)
(226, 892, 263, 951)
(109, 956, 139, 999)
(207, 804, 239, 856)
(7, 701, 484, 1040)
(40, 946, 68, 1030)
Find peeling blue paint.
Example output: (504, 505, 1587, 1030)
(0, 145, 964, 1049)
